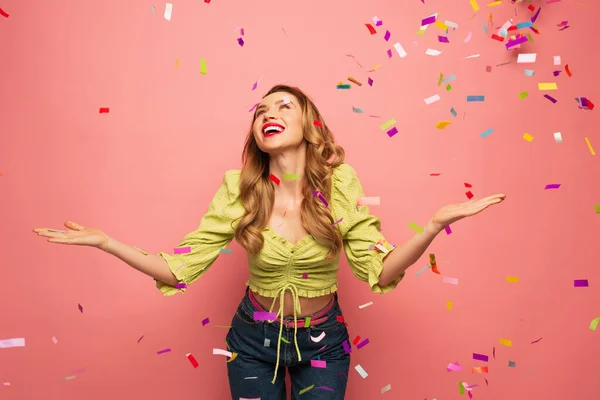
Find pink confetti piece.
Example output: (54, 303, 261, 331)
(174, 246, 191, 254)
(316, 386, 334, 391)
(332, 218, 343, 226)
(157, 348, 171, 355)
(311, 359, 327, 368)
(422, 16, 436, 25)
(302, 272, 308, 279)
(254, 311, 277, 320)
(464, 31, 472, 43)
(447, 362, 461, 371)
(445, 225, 452, 234)
(248, 102, 259, 112)
(175, 282, 187, 289)
(442, 276, 458, 285)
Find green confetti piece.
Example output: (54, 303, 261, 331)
(519, 91, 529, 99)
(446, 84, 452, 91)
(336, 84, 351, 89)
(280, 337, 290, 344)
(438, 73, 444, 86)
(508, 361, 516, 367)
(595, 204, 600, 214)
(459, 381, 465, 395)
(590, 317, 600, 331)
(200, 59, 207, 75)
(283, 173, 299, 180)
(524, 69, 535, 76)
(304, 317, 311, 328)
(380, 118, 397, 130)
(526, 33, 534, 43)
(408, 222, 424, 234)
(299, 385, 314, 395)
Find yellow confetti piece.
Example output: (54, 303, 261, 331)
(470, 0, 480, 12)
(299, 385, 315, 395)
(200, 59, 207, 75)
(506, 276, 520, 283)
(434, 20, 449, 30)
(408, 222, 424, 234)
(500, 338, 512, 347)
(585, 137, 596, 155)
(538, 82, 558, 90)
(380, 118, 397, 130)
(595, 204, 600, 214)
(447, 300, 453, 310)
(436, 121, 453, 129)
(487, 1, 502, 6)
(175, 58, 179, 68)
(523, 133, 534, 142)
(226, 352, 237, 363)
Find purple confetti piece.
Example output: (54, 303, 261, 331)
(175, 282, 187, 289)
(78, 303, 83, 313)
(438, 35, 449, 43)
(387, 49, 392, 58)
(315, 386, 334, 391)
(384, 30, 391, 41)
(254, 311, 277, 320)
(332, 218, 343, 226)
(317, 193, 329, 207)
(386, 127, 398, 137)
(473, 353, 489, 362)
(375, 20, 383, 27)
(545, 183, 561, 189)
(237, 37, 244, 47)
(421, 16, 436, 25)
(466, 384, 480, 389)
(248, 102, 259, 112)
(137, 335, 144, 343)
(302, 273, 308, 279)
(343, 340, 352, 354)
(202, 318, 210, 326)
(581, 97, 589, 108)
(252, 81, 258, 91)
(574, 279, 589, 287)
(553, 70, 562, 76)
(485, 378, 489, 386)
(240, 28, 244, 36)
(505, 36, 527, 49)
(531, 6, 541, 23)
(174, 246, 191, 254)
(544, 94, 558, 103)
(530, 337, 542, 344)
(493, 346, 496, 359)
(445, 225, 452, 234)
(368, 77, 373, 86)
(357, 338, 370, 349)
(558, 26, 569, 31)
(157, 348, 171, 355)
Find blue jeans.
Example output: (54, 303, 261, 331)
(226, 288, 351, 399)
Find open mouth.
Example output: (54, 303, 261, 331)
(262, 123, 285, 137)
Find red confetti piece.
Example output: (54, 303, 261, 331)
(336, 315, 345, 323)
(466, 191, 474, 199)
(472, 366, 489, 374)
(491, 34, 505, 42)
(365, 23, 377, 35)
(352, 336, 361, 345)
(430, 173, 441, 176)
(528, 4, 535, 11)
(565, 64, 572, 77)
(187, 353, 199, 368)
(99, 108, 109, 113)
(269, 173, 280, 185)
(464, 182, 472, 188)
(0, 7, 9, 18)
(313, 120, 322, 127)
(204, 0, 211, 3)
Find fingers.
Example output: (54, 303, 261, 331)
(65, 221, 84, 231)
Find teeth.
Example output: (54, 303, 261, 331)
(264, 126, 284, 135)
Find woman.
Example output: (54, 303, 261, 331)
(33, 84, 505, 399)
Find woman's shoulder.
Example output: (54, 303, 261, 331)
(332, 162, 358, 187)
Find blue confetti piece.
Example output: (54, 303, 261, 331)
(442, 74, 456, 83)
(480, 128, 494, 138)
(516, 21, 532, 28)
(467, 95, 485, 102)
(524, 69, 535, 76)
(415, 263, 431, 276)
(450, 107, 457, 117)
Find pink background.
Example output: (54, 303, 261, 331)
(1, 0, 599, 399)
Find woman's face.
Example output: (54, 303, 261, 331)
(252, 91, 304, 154)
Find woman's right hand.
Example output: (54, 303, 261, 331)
(33, 221, 110, 252)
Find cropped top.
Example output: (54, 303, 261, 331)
(156, 163, 404, 383)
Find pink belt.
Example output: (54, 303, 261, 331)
(248, 289, 333, 329)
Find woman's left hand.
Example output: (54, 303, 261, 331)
(429, 193, 506, 233)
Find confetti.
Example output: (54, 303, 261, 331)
(585, 138, 595, 155)
(352, 106, 364, 113)
(447, 362, 462, 371)
(213, 348, 233, 357)
(500, 338, 512, 347)
(523, 133, 534, 142)
(367, 77, 374, 86)
(422, 16, 436, 25)
(219, 248, 233, 254)
(565, 65, 573, 77)
(254, 311, 277, 320)
(269, 173, 280, 185)
(357, 197, 380, 206)
(544, 94, 558, 103)
(381, 384, 392, 394)
(359, 301, 374, 309)
(174, 246, 191, 254)
(310, 332, 326, 343)
(299, 385, 315, 395)
(186, 353, 199, 368)
(0, 338, 25, 348)
(336, 83, 351, 89)
(519, 92, 529, 99)
(450, 107, 457, 117)
(467, 95, 485, 102)
(283, 173, 299, 180)
(99, 107, 110, 113)
(538, 83, 558, 90)
(137, 335, 145, 343)
(531, 337, 543, 344)
(0, 7, 9, 18)
(357, 338, 370, 349)
(393, 42, 407, 58)
(554, 132, 563, 143)
(384, 30, 391, 41)
(508, 361, 516, 367)
(157, 348, 171, 355)
(470, 0, 480, 12)
(545, 184, 561, 189)
(355, 364, 368, 378)
(473, 353, 489, 362)
(408, 222, 424, 234)
(436, 121, 453, 129)
(517, 53, 537, 63)
(507, 276, 520, 282)
(524, 69, 535, 76)
(447, 300, 453, 310)
(442, 276, 459, 285)
(237, 38, 244, 47)
(574, 279, 589, 287)
(438, 35, 449, 43)
(200, 59, 207, 75)
(365, 23, 377, 34)
(590, 317, 600, 331)
(425, 94, 441, 104)
(311, 360, 327, 368)
(464, 31, 473, 42)
(472, 366, 489, 374)
(164, 3, 173, 21)
(480, 128, 494, 138)
(52, 336, 58, 344)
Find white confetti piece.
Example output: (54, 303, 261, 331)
(355, 364, 368, 378)
(164, 3, 173, 21)
(517, 53, 537, 63)
(553, 56, 561, 66)
(445, 20, 459, 29)
(381, 384, 392, 393)
(425, 48, 443, 56)
(243, 377, 258, 380)
(424, 95, 441, 105)
(462, 54, 480, 59)
(359, 301, 374, 309)
(442, 276, 459, 285)
(0, 338, 25, 348)
(393, 42, 407, 58)
(212, 348, 232, 357)
(52, 336, 58, 344)
(264, 338, 270, 347)
(554, 132, 563, 144)
(310, 331, 326, 343)
(464, 31, 472, 42)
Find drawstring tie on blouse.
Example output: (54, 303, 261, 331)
(269, 283, 302, 384)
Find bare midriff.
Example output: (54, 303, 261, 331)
(252, 290, 334, 317)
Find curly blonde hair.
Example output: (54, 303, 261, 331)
(234, 85, 346, 259)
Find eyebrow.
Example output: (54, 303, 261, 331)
(255, 99, 293, 113)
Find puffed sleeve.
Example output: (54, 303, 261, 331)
(156, 170, 243, 296)
(333, 164, 404, 294)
